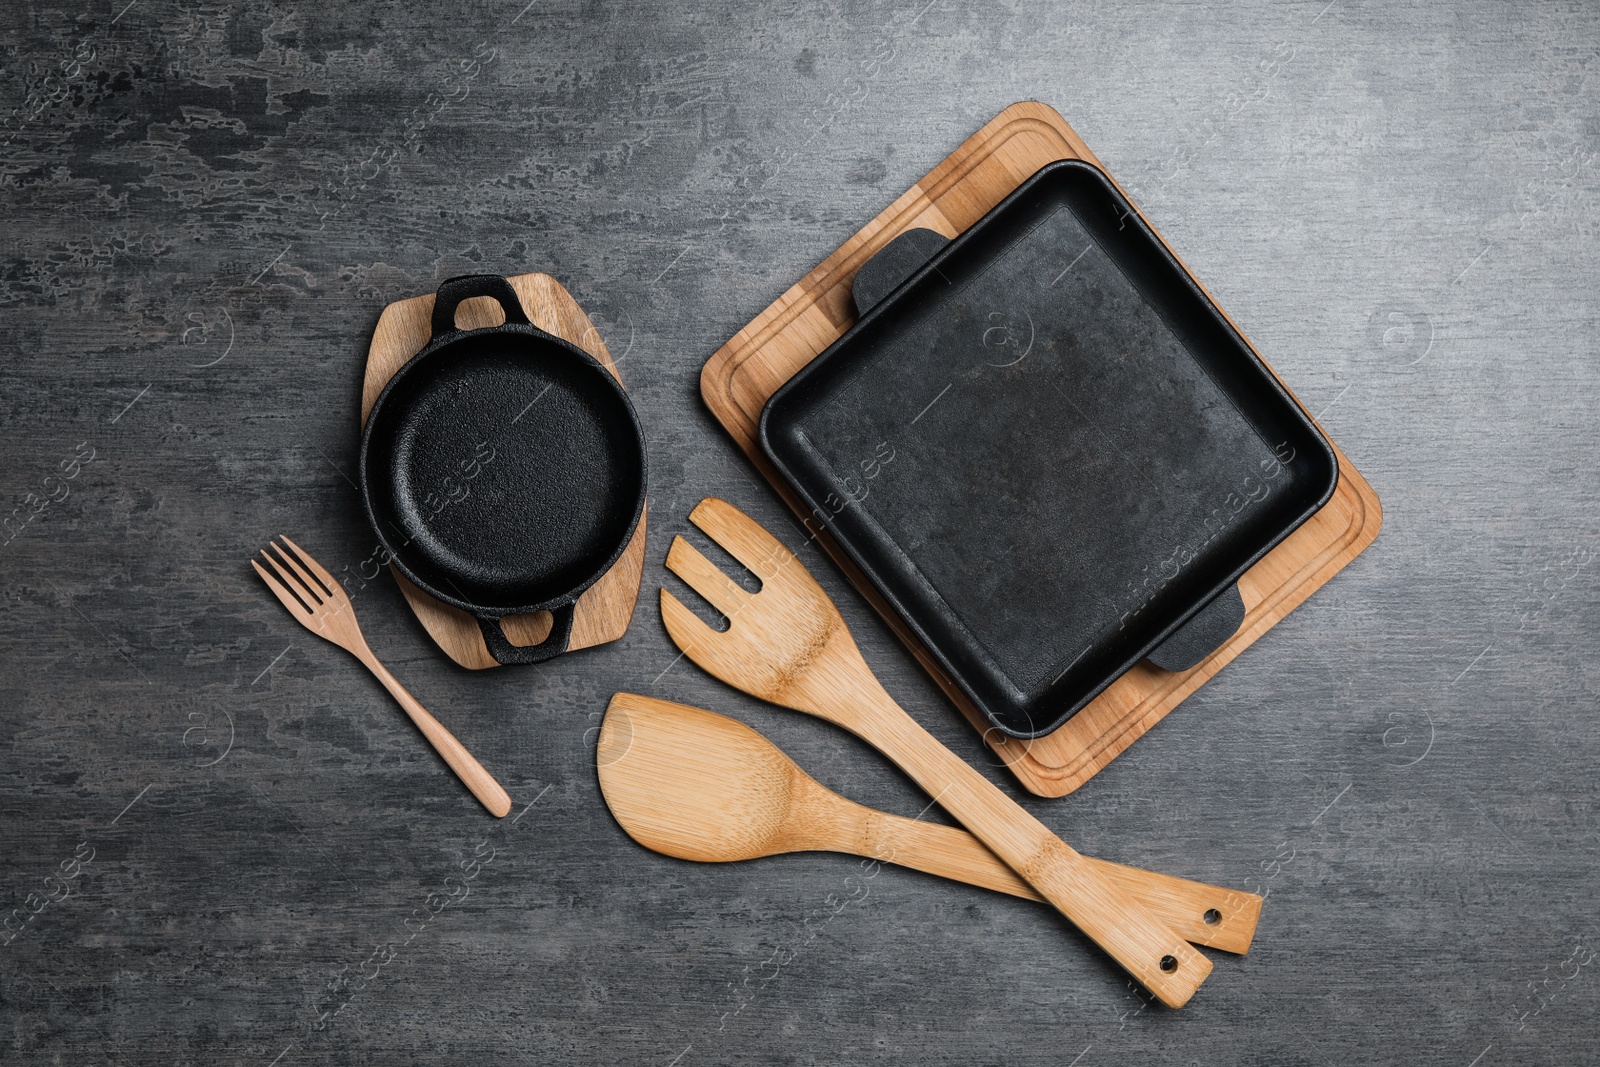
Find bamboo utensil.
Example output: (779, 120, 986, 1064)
(660, 498, 1215, 1007)
(252, 535, 512, 818)
(597, 693, 1259, 953)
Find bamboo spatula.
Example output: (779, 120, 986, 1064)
(597, 693, 1259, 953)
(660, 498, 1215, 1007)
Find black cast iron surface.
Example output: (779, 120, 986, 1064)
(2, 2, 1598, 1064)
(361, 278, 646, 614)
(761, 162, 1337, 738)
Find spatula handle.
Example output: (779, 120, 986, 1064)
(854, 695, 1211, 1007)
(864, 813, 1261, 954)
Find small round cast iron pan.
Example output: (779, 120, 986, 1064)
(360, 274, 646, 666)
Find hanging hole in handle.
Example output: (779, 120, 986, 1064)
(499, 610, 555, 647)
(1203, 908, 1222, 926)
(454, 295, 508, 331)
(476, 601, 575, 667)
(1159, 955, 1178, 973)
(430, 274, 530, 339)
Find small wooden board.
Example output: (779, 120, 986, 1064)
(360, 272, 646, 670)
(699, 101, 1382, 796)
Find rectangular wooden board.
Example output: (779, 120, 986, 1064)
(699, 101, 1382, 797)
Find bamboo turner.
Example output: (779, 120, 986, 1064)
(252, 535, 512, 818)
(661, 498, 1219, 1006)
(598, 693, 1258, 953)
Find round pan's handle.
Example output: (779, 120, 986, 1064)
(476, 603, 576, 666)
(430, 273, 531, 340)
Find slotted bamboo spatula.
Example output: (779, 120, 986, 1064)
(597, 693, 1259, 953)
(660, 497, 1217, 1007)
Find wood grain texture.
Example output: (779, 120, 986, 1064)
(660, 497, 1215, 1007)
(360, 272, 647, 668)
(4, 3, 1597, 1063)
(597, 693, 1260, 952)
(699, 101, 1382, 795)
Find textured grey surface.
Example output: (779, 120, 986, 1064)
(1, 1, 1597, 1063)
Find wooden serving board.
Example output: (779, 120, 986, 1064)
(699, 101, 1382, 796)
(360, 272, 646, 670)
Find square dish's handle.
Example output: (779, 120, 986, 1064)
(1145, 583, 1246, 673)
(851, 228, 951, 316)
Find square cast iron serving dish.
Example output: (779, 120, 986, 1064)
(759, 159, 1338, 740)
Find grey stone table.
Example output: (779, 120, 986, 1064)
(2, 1, 1596, 1063)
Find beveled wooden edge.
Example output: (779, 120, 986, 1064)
(360, 272, 647, 670)
(696, 100, 1383, 795)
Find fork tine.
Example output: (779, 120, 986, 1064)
(659, 588, 724, 655)
(278, 535, 342, 599)
(253, 559, 313, 617)
(665, 535, 751, 617)
(688, 498, 794, 581)
(260, 547, 322, 608)
(269, 539, 330, 602)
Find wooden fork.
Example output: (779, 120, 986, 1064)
(252, 535, 512, 818)
(661, 498, 1225, 1007)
